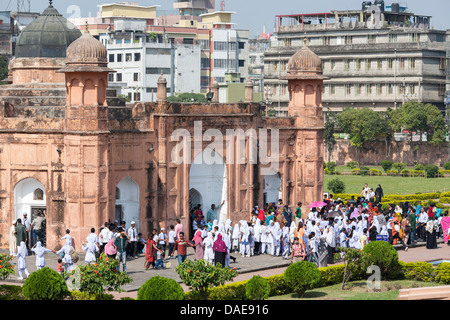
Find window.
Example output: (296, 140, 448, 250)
(133, 92, 140, 101)
(214, 41, 236, 51)
(355, 59, 361, 71)
(387, 58, 393, 69)
(198, 39, 210, 50)
(387, 84, 394, 95)
(146, 67, 171, 74)
(439, 83, 445, 96)
(377, 59, 383, 70)
(409, 33, 420, 42)
(108, 74, 114, 82)
(133, 73, 139, 81)
(399, 58, 405, 69)
(134, 53, 141, 61)
(239, 60, 245, 67)
(322, 36, 330, 45)
(345, 84, 352, 95)
(109, 54, 115, 62)
(200, 76, 210, 88)
(440, 58, 447, 70)
(365, 59, 372, 70)
(408, 84, 415, 95)
(329, 84, 335, 95)
(409, 58, 416, 69)
(355, 84, 362, 96)
(116, 73, 122, 82)
(117, 54, 122, 62)
(126, 53, 132, 62)
(344, 36, 353, 44)
(376, 84, 383, 95)
(214, 59, 236, 69)
(389, 34, 398, 43)
(201, 57, 210, 68)
(344, 59, 350, 70)
(33, 188, 44, 200)
(367, 34, 376, 44)
(365, 84, 372, 95)
(239, 42, 245, 49)
(330, 60, 336, 70)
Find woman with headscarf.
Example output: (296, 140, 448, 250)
(144, 232, 157, 270)
(213, 233, 227, 267)
(426, 217, 438, 249)
(266, 220, 275, 255)
(82, 239, 99, 264)
(224, 219, 233, 241)
(253, 219, 262, 255)
(272, 222, 282, 256)
(260, 223, 268, 254)
(193, 230, 205, 261)
(289, 221, 297, 246)
(203, 232, 214, 264)
(9, 220, 17, 256)
(104, 239, 117, 259)
(239, 221, 250, 257)
(31, 241, 54, 270)
(231, 223, 240, 252)
(17, 241, 30, 280)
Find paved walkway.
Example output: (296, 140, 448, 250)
(2, 238, 450, 300)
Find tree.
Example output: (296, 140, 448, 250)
(0, 55, 8, 84)
(424, 103, 447, 146)
(327, 177, 345, 194)
(324, 112, 337, 162)
(338, 107, 384, 162)
(176, 259, 238, 300)
(334, 247, 369, 290)
(167, 93, 207, 103)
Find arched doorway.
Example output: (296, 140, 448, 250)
(116, 176, 140, 231)
(189, 147, 227, 227)
(14, 178, 47, 246)
(263, 171, 282, 206)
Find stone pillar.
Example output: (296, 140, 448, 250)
(211, 79, 219, 103)
(157, 73, 167, 103)
(245, 77, 253, 103)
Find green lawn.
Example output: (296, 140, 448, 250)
(324, 174, 450, 195)
(269, 280, 444, 300)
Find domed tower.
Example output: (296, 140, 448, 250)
(11, 1, 82, 84)
(284, 40, 329, 127)
(58, 23, 115, 131)
(283, 41, 327, 218)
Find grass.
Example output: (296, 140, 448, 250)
(269, 280, 444, 300)
(324, 174, 450, 195)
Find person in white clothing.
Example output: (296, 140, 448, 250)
(9, 221, 17, 256)
(82, 240, 99, 264)
(203, 232, 215, 264)
(253, 219, 262, 255)
(31, 241, 54, 270)
(17, 241, 30, 280)
(127, 221, 139, 258)
(266, 220, 275, 255)
(260, 224, 268, 254)
(99, 223, 111, 253)
(272, 222, 282, 256)
(232, 223, 240, 252)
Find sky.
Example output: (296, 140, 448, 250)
(8, 0, 450, 37)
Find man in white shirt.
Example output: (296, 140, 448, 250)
(158, 227, 168, 258)
(418, 211, 428, 241)
(99, 222, 111, 253)
(127, 221, 138, 258)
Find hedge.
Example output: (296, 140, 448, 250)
(184, 260, 450, 300)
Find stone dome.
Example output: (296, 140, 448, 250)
(15, 2, 82, 59)
(285, 41, 327, 80)
(66, 30, 108, 65)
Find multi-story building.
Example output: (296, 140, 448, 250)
(264, 2, 448, 117)
(69, 2, 250, 97)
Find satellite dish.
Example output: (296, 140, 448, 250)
(366, 5, 382, 29)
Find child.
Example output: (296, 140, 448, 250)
(308, 232, 319, 267)
(158, 228, 168, 258)
(232, 223, 240, 253)
(290, 237, 306, 264)
(137, 233, 146, 254)
(17, 241, 30, 280)
(57, 259, 64, 277)
(206, 218, 213, 231)
(154, 245, 165, 269)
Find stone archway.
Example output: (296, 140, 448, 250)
(14, 178, 47, 246)
(189, 147, 227, 224)
(116, 176, 140, 231)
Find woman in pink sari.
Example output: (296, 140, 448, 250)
(193, 230, 205, 261)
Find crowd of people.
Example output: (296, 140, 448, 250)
(7, 183, 450, 280)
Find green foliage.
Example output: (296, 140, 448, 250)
(324, 118, 337, 161)
(392, 162, 406, 173)
(0, 253, 15, 280)
(435, 262, 450, 284)
(245, 275, 271, 300)
(327, 177, 345, 194)
(359, 166, 370, 176)
(414, 163, 424, 171)
(137, 276, 185, 300)
(283, 261, 322, 297)
(402, 262, 435, 282)
(335, 247, 369, 289)
(424, 164, 439, 178)
(22, 267, 69, 300)
(0, 285, 26, 300)
(176, 259, 238, 300)
(0, 56, 8, 83)
(318, 264, 346, 287)
(362, 241, 400, 278)
(444, 162, 450, 171)
(326, 161, 336, 172)
(68, 253, 133, 298)
(167, 93, 207, 103)
(380, 160, 393, 173)
(346, 161, 359, 169)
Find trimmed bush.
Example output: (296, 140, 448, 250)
(137, 276, 185, 300)
(346, 161, 359, 169)
(283, 261, 322, 297)
(380, 160, 393, 173)
(443, 162, 450, 170)
(435, 262, 450, 284)
(362, 241, 400, 279)
(245, 275, 271, 300)
(359, 166, 370, 176)
(402, 261, 435, 282)
(327, 177, 345, 194)
(22, 267, 69, 300)
(424, 164, 439, 178)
